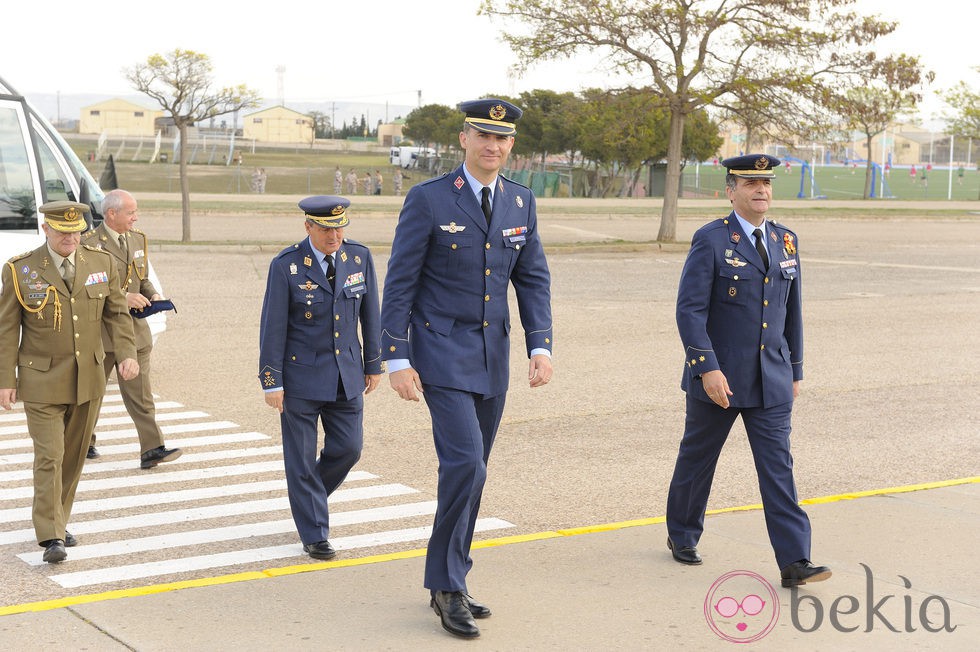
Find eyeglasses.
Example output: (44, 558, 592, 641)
(714, 594, 765, 618)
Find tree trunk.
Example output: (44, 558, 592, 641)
(658, 109, 686, 242)
(863, 134, 874, 199)
(178, 122, 192, 242)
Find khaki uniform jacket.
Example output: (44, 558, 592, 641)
(0, 243, 137, 405)
(81, 224, 158, 351)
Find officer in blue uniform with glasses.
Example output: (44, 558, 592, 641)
(665, 154, 831, 589)
(381, 98, 554, 638)
(258, 196, 382, 561)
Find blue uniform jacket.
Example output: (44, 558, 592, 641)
(380, 165, 552, 397)
(676, 212, 803, 408)
(259, 237, 382, 401)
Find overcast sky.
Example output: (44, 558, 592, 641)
(3, 0, 973, 127)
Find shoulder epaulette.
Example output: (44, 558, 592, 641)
(8, 250, 32, 263)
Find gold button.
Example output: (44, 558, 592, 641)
(763, 299, 769, 306)
(75, 351, 80, 356)
(425, 321, 430, 327)
(72, 315, 78, 321)
(691, 359, 697, 365)
(760, 345, 766, 350)
(733, 275, 739, 281)
(545, 338, 550, 344)
(307, 300, 312, 305)
(335, 314, 340, 320)
(515, 244, 521, 250)
(28, 361, 33, 366)
(485, 269, 491, 276)
(483, 321, 489, 327)
(762, 322, 768, 329)
(334, 332, 340, 338)
(764, 277, 769, 284)
(291, 355, 296, 360)
(75, 333, 80, 338)
(484, 295, 490, 302)
(485, 243, 491, 250)
(98, 293, 103, 298)
(335, 349, 340, 355)
(70, 298, 75, 303)
(389, 346, 396, 352)
(451, 243, 458, 250)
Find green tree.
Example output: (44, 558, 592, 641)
(513, 90, 581, 167)
(126, 49, 260, 242)
(482, 0, 904, 241)
(823, 55, 933, 199)
(403, 104, 459, 152)
(941, 68, 980, 199)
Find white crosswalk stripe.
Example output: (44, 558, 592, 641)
(0, 388, 514, 590)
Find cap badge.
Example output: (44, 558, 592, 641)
(489, 104, 506, 121)
(755, 156, 769, 170)
(331, 205, 345, 216)
(64, 207, 81, 222)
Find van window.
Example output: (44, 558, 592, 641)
(0, 106, 37, 230)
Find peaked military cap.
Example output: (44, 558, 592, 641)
(722, 154, 781, 179)
(458, 98, 522, 136)
(299, 195, 350, 228)
(39, 200, 90, 233)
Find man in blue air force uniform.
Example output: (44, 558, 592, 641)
(258, 196, 382, 560)
(381, 98, 553, 639)
(665, 154, 831, 589)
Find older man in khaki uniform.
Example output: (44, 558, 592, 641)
(81, 189, 181, 468)
(0, 201, 139, 563)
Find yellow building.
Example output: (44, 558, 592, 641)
(243, 106, 314, 144)
(79, 98, 162, 137)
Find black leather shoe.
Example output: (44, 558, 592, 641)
(462, 593, 491, 619)
(42, 539, 67, 563)
(140, 446, 183, 469)
(781, 560, 832, 587)
(303, 540, 336, 560)
(86, 445, 100, 459)
(667, 536, 702, 565)
(65, 531, 77, 547)
(431, 591, 479, 638)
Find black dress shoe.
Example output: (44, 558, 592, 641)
(42, 539, 67, 563)
(781, 560, 832, 587)
(462, 593, 491, 619)
(65, 531, 77, 547)
(431, 591, 479, 638)
(140, 446, 183, 469)
(303, 540, 336, 560)
(667, 536, 702, 565)
(86, 445, 100, 459)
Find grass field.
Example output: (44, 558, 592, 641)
(70, 138, 980, 202)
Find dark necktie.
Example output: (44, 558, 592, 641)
(325, 254, 336, 283)
(753, 228, 770, 269)
(119, 234, 129, 260)
(481, 186, 492, 224)
(61, 258, 74, 292)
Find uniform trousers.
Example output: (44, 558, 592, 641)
(421, 384, 506, 593)
(91, 345, 165, 455)
(666, 394, 812, 569)
(24, 399, 99, 544)
(281, 393, 363, 545)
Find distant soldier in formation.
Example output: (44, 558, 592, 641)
(345, 169, 358, 194)
(334, 166, 343, 194)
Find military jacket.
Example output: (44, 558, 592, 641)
(258, 237, 382, 402)
(676, 212, 803, 408)
(380, 165, 553, 397)
(0, 243, 137, 404)
(81, 224, 159, 350)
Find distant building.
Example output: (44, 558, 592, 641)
(243, 106, 314, 143)
(78, 98, 162, 137)
(377, 119, 406, 147)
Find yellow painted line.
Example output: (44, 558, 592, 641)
(1, 475, 976, 617)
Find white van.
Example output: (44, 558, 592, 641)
(389, 146, 436, 169)
(0, 76, 166, 339)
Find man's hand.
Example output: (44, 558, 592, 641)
(117, 358, 140, 381)
(389, 367, 423, 402)
(265, 389, 284, 413)
(793, 380, 801, 399)
(528, 354, 553, 388)
(364, 374, 382, 395)
(0, 388, 16, 411)
(701, 369, 733, 408)
(126, 292, 152, 310)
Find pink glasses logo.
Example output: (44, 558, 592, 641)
(704, 570, 780, 643)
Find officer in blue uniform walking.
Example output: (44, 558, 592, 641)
(665, 154, 831, 589)
(258, 196, 382, 560)
(381, 98, 554, 638)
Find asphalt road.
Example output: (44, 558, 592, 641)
(1, 200, 977, 609)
